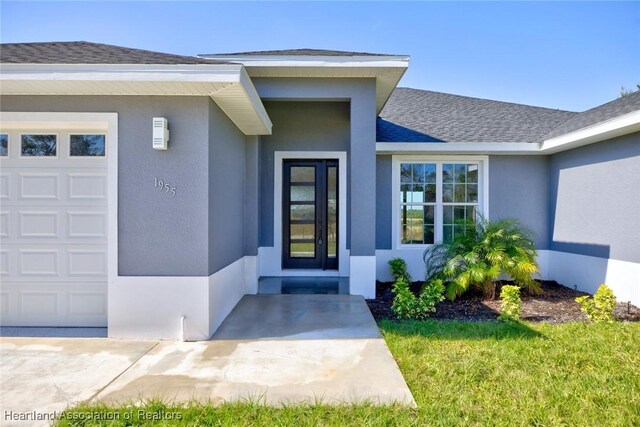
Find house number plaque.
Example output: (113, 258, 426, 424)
(154, 177, 177, 197)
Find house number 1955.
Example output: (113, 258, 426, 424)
(154, 177, 177, 197)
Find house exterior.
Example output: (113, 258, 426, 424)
(0, 42, 638, 340)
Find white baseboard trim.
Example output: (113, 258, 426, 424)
(545, 250, 640, 306)
(376, 248, 638, 306)
(375, 249, 427, 282)
(350, 256, 376, 299)
(108, 257, 252, 341)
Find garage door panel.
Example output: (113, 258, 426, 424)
(0, 174, 9, 199)
(0, 283, 107, 326)
(18, 210, 59, 238)
(19, 249, 60, 276)
(0, 211, 8, 237)
(0, 127, 108, 327)
(68, 172, 107, 200)
(19, 172, 60, 200)
(67, 210, 107, 238)
(68, 249, 107, 276)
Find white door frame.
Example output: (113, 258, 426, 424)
(263, 151, 348, 277)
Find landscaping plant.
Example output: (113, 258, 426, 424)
(424, 217, 540, 300)
(576, 284, 616, 323)
(498, 285, 521, 321)
(391, 277, 445, 320)
(389, 258, 444, 320)
(388, 257, 412, 283)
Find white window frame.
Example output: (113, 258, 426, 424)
(391, 155, 489, 250)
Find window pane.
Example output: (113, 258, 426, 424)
(291, 243, 315, 258)
(454, 205, 466, 221)
(401, 183, 412, 203)
(467, 164, 478, 183)
(443, 184, 453, 203)
(443, 164, 453, 183)
(290, 205, 314, 221)
(454, 184, 466, 202)
(70, 134, 105, 156)
(424, 225, 435, 244)
(400, 205, 434, 244)
(291, 185, 314, 202)
(291, 166, 315, 183)
(21, 135, 56, 157)
(291, 224, 314, 240)
(425, 164, 436, 183)
(412, 164, 425, 183)
(327, 166, 337, 258)
(424, 183, 436, 203)
(401, 164, 412, 183)
(467, 184, 478, 203)
(443, 226, 453, 243)
(0, 134, 7, 156)
(443, 205, 453, 224)
(455, 164, 466, 183)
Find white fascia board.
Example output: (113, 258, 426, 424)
(198, 55, 410, 67)
(540, 109, 640, 154)
(376, 142, 540, 155)
(0, 63, 244, 83)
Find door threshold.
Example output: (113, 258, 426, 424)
(258, 276, 349, 295)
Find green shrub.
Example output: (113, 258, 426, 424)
(388, 257, 412, 283)
(391, 277, 444, 320)
(499, 285, 522, 321)
(424, 217, 540, 300)
(576, 284, 616, 323)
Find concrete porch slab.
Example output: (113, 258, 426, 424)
(95, 295, 414, 406)
(0, 295, 415, 425)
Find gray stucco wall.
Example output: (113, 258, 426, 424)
(376, 155, 392, 249)
(258, 101, 351, 247)
(489, 155, 549, 249)
(549, 132, 640, 263)
(1, 95, 246, 276)
(254, 78, 378, 257)
(208, 99, 248, 274)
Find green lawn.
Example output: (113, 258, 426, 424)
(58, 321, 640, 426)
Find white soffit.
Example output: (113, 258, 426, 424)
(0, 63, 272, 135)
(200, 55, 410, 113)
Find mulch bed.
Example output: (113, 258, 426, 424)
(367, 280, 640, 323)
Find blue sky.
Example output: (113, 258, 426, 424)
(1, 1, 638, 111)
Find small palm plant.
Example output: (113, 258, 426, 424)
(424, 217, 540, 300)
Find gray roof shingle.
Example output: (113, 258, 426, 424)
(201, 48, 402, 57)
(540, 90, 640, 140)
(0, 41, 223, 64)
(378, 88, 577, 143)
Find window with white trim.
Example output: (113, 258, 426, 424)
(394, 158, 486, 247)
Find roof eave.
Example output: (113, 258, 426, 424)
(0, 63, 272, 135)
(540, 109, 640, 154)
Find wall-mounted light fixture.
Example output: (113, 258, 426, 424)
(152, 117, 169, 150)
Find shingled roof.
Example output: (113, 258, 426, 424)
(201, 48, 402, 57)
(541, 90, 640, 140)
(378, 88, 577, 143)
(0, 41, 223, 65)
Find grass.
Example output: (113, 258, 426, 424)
(57, 321, 640, 426)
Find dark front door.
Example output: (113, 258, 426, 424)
(283, 160, 338, 270)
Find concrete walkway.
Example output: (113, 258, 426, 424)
(0, 295, 414, 426)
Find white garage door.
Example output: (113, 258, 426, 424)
(0, 130, 108, 326)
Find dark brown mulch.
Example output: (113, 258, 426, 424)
(367, 280, 640, 323)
